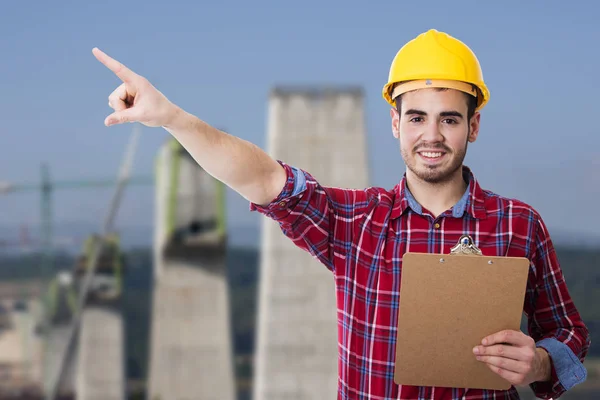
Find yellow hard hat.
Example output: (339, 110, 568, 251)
(382, 29, 490, 111)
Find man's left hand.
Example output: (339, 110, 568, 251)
(473, 330, 551, 386)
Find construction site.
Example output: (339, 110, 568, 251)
(1, 86, 599, 400)
(0, 87, 370, 400)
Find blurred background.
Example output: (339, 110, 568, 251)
(0, 0, 598, 399)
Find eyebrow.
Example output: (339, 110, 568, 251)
(404, 109, 464, 119)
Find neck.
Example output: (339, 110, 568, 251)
(405, 167, 468, 218)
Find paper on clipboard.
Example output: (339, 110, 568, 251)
(394, 235, 530, 390)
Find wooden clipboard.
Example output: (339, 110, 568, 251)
(394, 235, 530, 390)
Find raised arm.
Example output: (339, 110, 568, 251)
(92, 47, 286, 206)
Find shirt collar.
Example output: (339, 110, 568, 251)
(390, 165, 487, 220)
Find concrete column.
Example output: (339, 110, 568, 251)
(253, 87, 369, 400)
(147, 138, 235, 400)
(77, 306, 125, 400)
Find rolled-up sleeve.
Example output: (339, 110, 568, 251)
(249, 161, 308, 222)
(525, 216, 591, 399)
(249, 160, 376, 273)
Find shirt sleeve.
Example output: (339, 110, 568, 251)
(249, 160, 376, 273)
(524, 215, 591, 399)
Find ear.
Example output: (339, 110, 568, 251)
(390, 108, 400, 139)
(468, 112, 481, 143)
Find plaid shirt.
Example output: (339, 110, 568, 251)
(250, 161, 590, 400)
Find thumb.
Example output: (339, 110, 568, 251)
(105, 109, 139, 126)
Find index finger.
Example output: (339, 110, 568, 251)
(482, 330, 527, 346)
(92, 47, 138, 83)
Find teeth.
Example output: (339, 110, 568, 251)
(421, 152, 443, 158)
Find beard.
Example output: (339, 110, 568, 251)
(401, 139, 468, 184)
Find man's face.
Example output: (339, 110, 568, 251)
(390, 88, 480, 184)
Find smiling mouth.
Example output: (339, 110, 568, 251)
(417, 150, 447, 161)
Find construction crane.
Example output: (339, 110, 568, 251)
(45, 124, 142, 400)
(0, 139, 153, 277)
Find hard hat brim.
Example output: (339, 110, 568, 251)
(391, 79, 477, 101)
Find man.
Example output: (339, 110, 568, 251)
(93, 29, 590, 399)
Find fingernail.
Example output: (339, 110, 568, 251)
(473, 347, 479, 354)
(482, 339, 488, 345)
(476, 356, 481, 361)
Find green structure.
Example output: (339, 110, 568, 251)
(147, 137, 235, 400)
(38, 233, 126, 400)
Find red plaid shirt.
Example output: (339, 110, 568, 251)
(250, 161, 590, 400)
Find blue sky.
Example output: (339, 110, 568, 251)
(1, 0, 599, 246)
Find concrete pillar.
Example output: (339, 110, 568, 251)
(147, 138, 235, 400)
(253, 87, 369, 400)
(75, 235, 125, 400)
(77, 307, 125, 400)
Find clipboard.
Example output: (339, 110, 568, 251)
(394, 235, 530, 390)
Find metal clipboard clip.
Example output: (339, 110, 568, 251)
(450, 234, 482, 256)
(441, 234, 498, 266)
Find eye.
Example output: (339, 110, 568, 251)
(442, 118, 458, 124)
(409, 117, 424, 123)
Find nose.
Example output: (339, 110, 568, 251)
(421, 120, 444, 143)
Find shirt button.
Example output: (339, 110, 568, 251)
(434, 223, 441, 229)
(278, 201, 286, 207)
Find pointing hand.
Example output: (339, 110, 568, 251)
(92, 48, 179, 128)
